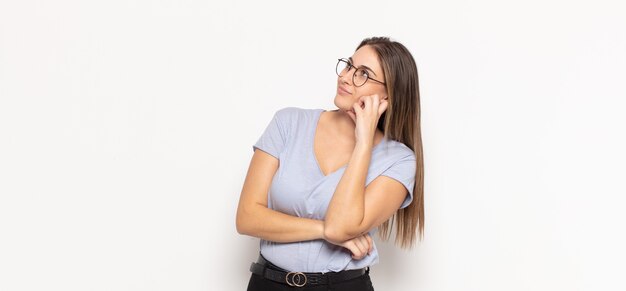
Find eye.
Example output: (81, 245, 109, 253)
(356, 68, 369, 78)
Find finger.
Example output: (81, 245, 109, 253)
(344, 241, 361, 259)
(356, 234, 371, 256)
(358, 96, 368, 109)
(350, 246, 365, 260)
(372, 97, 381, 115)
(352, 237, 368, 259)
(356, 237, 371, 259)
(353, 102, 363, 115)
(358, 94, 368, 104)
(352, 237, 368, 260)
(360, 97, 367, 110)
(378, 100, 388, 116)
(356, 235, 371, 257)
(365, 234, 373, 254)
(372, 94, 380, 107)
(363, 96, 373, 112)
(346, 110, 356, 122)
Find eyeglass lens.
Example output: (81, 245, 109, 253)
(336, 59, 369, 87)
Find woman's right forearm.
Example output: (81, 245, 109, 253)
(236, 203, 325, 243)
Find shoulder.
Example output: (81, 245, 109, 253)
(274, 106, 318, 118)
(272, 107, 321, 124)
(379, 138, 416, 162)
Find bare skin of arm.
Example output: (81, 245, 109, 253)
(324, 95, 409, 244)
(236, 149, 325, 242)
(236, 149, 373, 259)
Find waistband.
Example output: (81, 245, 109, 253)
(249, 254, 369, 287)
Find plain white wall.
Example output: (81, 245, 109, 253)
(1, 0, 625, 290)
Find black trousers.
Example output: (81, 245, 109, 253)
(246, 271, 375, 291)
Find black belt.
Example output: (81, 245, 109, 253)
(249, 254, 369, 287)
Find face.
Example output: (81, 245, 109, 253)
(334, 45, 387, 113)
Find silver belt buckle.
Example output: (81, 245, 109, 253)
(286, 271, 307, 287)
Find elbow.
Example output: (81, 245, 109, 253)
(235, 215, 246, 235)
(236, 201, 268, 236)
(235, 218, 247, 235)
(323, 224, 359, 244)
(235, 208, 253, 236)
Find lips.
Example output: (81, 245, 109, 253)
(337, 86, 352, 95)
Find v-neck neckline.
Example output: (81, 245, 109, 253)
(311, 109, 385, 178)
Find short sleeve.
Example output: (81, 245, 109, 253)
(380, 153, 416, 209)
(252, 108, 290, 159)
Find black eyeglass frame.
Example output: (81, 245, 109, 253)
(335, 58, 386, 87)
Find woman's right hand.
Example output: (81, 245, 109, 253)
(333, 233, 374, 260)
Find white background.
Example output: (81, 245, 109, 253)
(1, 1, 625, 290)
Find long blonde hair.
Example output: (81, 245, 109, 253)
(357, 37, 424, 248)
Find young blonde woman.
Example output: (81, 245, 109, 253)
(236, 36, 424, 291)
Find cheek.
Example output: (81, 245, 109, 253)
(354, 87, 385, 99)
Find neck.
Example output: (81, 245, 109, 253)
(327, 108, 384, 144)
(331, 109, 356, 130)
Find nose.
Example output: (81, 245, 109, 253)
(339, 67, 353, 86)
(339, 74, 350, 85)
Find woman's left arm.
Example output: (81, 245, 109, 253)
(323, 95, 409, 244)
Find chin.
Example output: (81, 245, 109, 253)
(333, 95, 355, 112)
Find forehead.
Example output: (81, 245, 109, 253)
(350, 45, 383, 75)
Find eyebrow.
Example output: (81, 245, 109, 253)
(348, 57, 378, 77)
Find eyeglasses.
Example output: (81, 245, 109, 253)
(335, 58, 386, 87)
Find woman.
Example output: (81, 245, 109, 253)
(236, 36, 424, 291)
